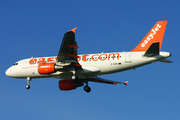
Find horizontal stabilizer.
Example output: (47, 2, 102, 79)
(159, 58, 172, 63)
(144, 42, 159, 57)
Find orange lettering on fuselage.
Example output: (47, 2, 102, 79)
(78, 53, 120, 62)
(91, 54, 99, 61)
(29, 57, 57, 65)
(82, 55, 89, 62)
(47, 57, 57, 62)
(108, 53, 119, 60)
(99, 54, 107, 61)
(29, 53, 120, 65)
(38, 58, 45, 63)
(29, 58, 37, 65)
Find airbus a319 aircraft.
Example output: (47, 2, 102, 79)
(5, 20, 172, 93)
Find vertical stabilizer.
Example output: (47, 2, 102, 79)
(131, 20, 167, 52)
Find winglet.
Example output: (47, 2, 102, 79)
(124, 81, 128, 86)
(71, 27, 77, 33)
(131, 20, 167, 52)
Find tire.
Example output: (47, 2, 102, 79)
(25, 84, 30, 89)
(84, 85, 91, 93)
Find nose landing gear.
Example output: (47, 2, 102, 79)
(25, 77, 31, 89)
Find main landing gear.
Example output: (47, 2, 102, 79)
(25, 77, 31, 89)
(73, 75, 91, 93)
(84, 85, 91, 93)
(84, 82, 91, 93)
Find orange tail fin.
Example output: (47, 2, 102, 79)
(131, 20, 168, 52)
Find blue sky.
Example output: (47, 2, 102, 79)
(1, 0, 179, 120)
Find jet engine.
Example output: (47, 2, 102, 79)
(38, 63, 56, 74)
(59, 80, 84, 91)
(38, 63, 64, 74)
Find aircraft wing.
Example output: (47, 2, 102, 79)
(57, 27, 79, 63)
(88, 77, 128, 86)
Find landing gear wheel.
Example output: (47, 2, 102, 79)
(25, 77, 31, 89)
(84, 85, 91, 93)
(25, 84, 30, 89)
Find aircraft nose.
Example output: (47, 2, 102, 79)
(5, 67, 15, 77)
(5, 68, 11, 77)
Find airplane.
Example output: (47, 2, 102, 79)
(5, 20, 172, 93)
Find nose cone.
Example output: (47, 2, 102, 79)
(5, 67, 16, 77)
(5, 68, 11, 77)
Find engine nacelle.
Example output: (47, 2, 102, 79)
(59, 80, 84, 91)
(38, 63, 56, 74)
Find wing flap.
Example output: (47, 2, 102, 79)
(88, 77, 128, 86)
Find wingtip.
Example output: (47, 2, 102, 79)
(71, 27, 77, 33)
(124, 81, 128, 86)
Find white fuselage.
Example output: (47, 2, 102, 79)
(5, 51, 171, 79)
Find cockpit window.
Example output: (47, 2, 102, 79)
(13, 63, 18, 66)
